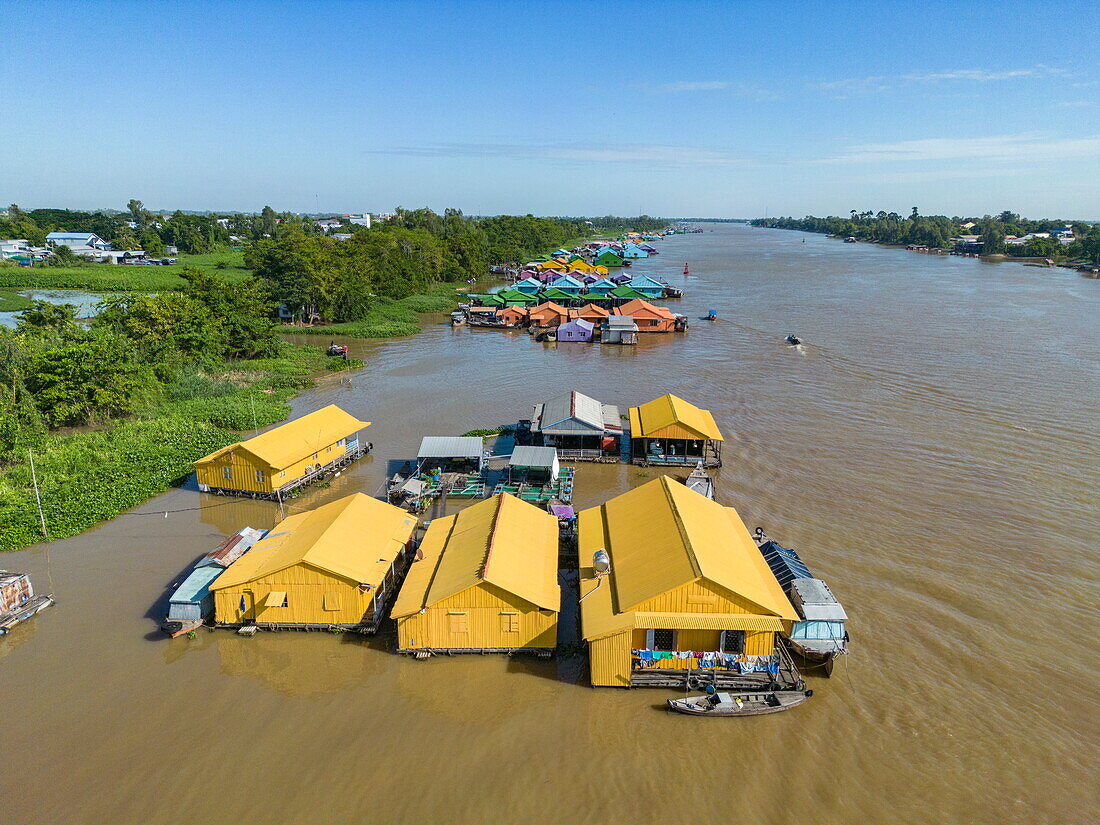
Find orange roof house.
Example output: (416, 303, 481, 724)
(614, 298, 677, 332)
(569, 303, 611, 325)
(528, 301, 570, 327)
(496, 306, 529, 327)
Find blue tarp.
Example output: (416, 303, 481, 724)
(757, 540, 813, 589)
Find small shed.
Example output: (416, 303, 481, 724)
(602, 315, 639, 345)
(508, 445, 560, 485)
(629, 394, 724, 466)
(557, 318, 595, 342)
(417, 436, 485, 473)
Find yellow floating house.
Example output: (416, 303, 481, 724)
(392, 493, 559, 655)
(578, 476, 798, 688)
(629, 393, 724, 467)
(211, 493, 417, 631)
(194, 404, 371, 499)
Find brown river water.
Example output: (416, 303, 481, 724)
(2, 224, 1097, 825)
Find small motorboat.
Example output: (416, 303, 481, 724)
(683, 462, 715, 499)
(705, 310, 718, 321)
(668, 689, 813, 716)
(785, 334, 802, 347)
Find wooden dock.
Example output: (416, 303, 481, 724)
(492, 467, 575, 504)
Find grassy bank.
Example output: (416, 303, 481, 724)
(0, 342, 362, 551)
(309, 281, 467, 338)
(0, 290, 34, 312)
(0, 250, 251, 292)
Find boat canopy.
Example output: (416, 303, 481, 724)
(757, 540, 813, 588)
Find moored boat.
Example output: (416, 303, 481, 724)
(0, 571, 52, 635)
(756, 537, 849, 670)
(668, 689, 812, 716)
(162, 527, 265, 637)
(683, 462, 715, 499)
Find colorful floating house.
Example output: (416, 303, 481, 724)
(513, 276, 545, 295)
(211, 494, 418, 632)
(629, 394, 724, 466)
(496, 305, 529, 327)
(620, 243, 649, 259)
(546, 274, 586, 295)
(624, 275, 667, 298)
(528, 301, 570, 327)
(602, 315, 639, 345)
(587, 277, 618, 295)
(614, 298, 679, 332)
(556, 318, 595, 342)
(530, 390, 623, 459)
(392, 493, 559, 655)
(569, 303, 611, 325)
(594, 249, 624, 267)
(417, 436, 485, 474)
(578, 476, 799, 688)
(194, 405, 371, 499)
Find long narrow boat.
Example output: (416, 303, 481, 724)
(668, 689, 813, 716)
(0, 571, 52, 635)
(162, 527, 265, 637)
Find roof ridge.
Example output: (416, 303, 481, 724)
(479, 493, 507, 582)
(662, 476, 703, 580)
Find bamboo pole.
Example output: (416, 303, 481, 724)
(28, 450, 49, 541)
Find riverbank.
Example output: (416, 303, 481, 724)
(0, 290, 34, 312)
(0, 250, 251, 292)
(308, 281, 469, 338)
(0, 342, 363, 551)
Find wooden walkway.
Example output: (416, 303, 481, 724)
(492, 467, 575, 504)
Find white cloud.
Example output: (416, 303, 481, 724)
(818, 65, 1070, 94)
(822, 133, 1100, 164)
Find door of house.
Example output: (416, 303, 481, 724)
(241, 590, 255, 624)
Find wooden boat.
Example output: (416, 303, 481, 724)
(0, 570, 53, 635)
(684, 462, 714, 499)
(668, 689, 812, 716)
(785, 334, 802, 346)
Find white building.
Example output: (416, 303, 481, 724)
(45, 231, 111, 250)
(343, 213, 371, 228)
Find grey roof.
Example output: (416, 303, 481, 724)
(509, 446, 558, 467)
(534, 391, 605, 435)
(790, 578, 848, 621)
(606, 316, 637, 329)
(417, 436, 483, 459)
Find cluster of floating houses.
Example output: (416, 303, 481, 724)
(454, 233, 688, 344)
(161, 390, 848, 713)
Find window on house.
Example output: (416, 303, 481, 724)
(720, 630, 745, 654)
(500, 612, 519, 633)
(222, 466, 232, 480)
(323, 592, 340, 611)
(448, 612, 468, 634)
(255, 469, 265, 483)
(650, 629, 676, 651)
(338, 438, 346, 448)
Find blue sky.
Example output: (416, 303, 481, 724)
(3, 1, 1098, 218)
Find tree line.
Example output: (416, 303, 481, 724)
(751, 209, 1098, 260)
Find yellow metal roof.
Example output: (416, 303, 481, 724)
(211, 493, 416, 590)
(628, 394, 724, 441)
(195, 404, 370, 471)
(391, 493, 559, 617)
(578, 476, 797, 641)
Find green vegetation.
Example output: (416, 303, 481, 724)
(461, 427, 514, 437)
(0, 268, 361, 551)
(0, 290, 33, 312)
(753, 210, 1098, 262)
(310, 282, 467, 338)
(0, 250, 250, 292)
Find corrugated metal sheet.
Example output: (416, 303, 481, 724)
(628, 394, 724, 441)
(170, 566, 224, 605)
(634, 613, 786, 631)
(417, 436, 483, 459)
(535, 391, 605, 435)
(510, 446, 557, 467)
(212, 493, 416, 590)
(392, 493, 559, 617)
(196, 405, 369, 471)
(757, 540, 813, 588)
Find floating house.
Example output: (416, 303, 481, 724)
(578, 476, 799, 688)
(556, 318, 595, 342)
(546, 275, 586, 295)
(194, 405, 371, 499)
(629, 394, 724, 466)
(535, 259, 568, 272)
(417, 436, 485, 474)
(594, 250, 624, 268)
(211, 494, 418, 632)
(620, 243, 649, 259)
(608, 285, 650, 301)
(513, 276, 545, 295)
(602, 315, 639, 345)
(528, 301, 570, 328)
(392, 493, 559, 655)
(496, 288, 538, 306)
(507, 445, 560, 486)
(496, 305, 529, 327)
(570, 303, 610, 325)
(614, 298, 678, 332)
(624, 275, 667, 298)
(587, 277, 618, 295)
(530, 390, 623, 459)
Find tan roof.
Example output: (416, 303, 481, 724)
(211, 494, 415, 589)
(613, 298, 675, 320)
(628, 394, 724, 441)
(578, 476, 797, 641)
(392, 493, 559, 616)
(196, 404, 370, 471)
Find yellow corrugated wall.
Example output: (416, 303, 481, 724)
(196, 440, 349, 494)
(588, 632, 632, 687)
(213, 563, 373, 625)
(631, 579, 764, 615)
(396, 583, 557, 651)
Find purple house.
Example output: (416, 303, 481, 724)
(556, 318, 595, 342)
